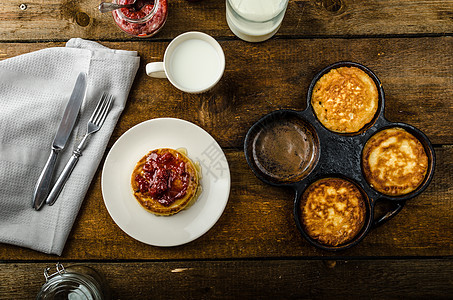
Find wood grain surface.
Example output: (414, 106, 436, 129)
(1, 260, 453, 299)
(0, 146, 451, 260)
(0, 0, 452, 298)
(0, 38, 451, 146)
(1, 0, 453, 41)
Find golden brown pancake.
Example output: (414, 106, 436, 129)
(311, 66, 379, 133)
(300, 178, 366, 247)
(131, 148, 200, 216)
(362, 127, 428, 196)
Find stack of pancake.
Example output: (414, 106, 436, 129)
(131, 148, 201, 216)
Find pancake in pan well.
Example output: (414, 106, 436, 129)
(311, 66, 379, 133)
(131, 148, 201, 216)
(362, 127, 428, 196)
(300, 178, 366, 247)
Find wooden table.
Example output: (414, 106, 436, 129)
(1, 0, 452, 298)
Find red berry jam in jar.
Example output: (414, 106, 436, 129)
(112, 0, 168, 38)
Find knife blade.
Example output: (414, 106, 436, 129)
(32, 72, 87, 211)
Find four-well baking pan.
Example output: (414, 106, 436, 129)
(244, 61, 435, 251)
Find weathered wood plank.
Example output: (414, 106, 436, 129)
(1, 0, 453, 41)
(0, 146, 450, 260)
(121, 36, 453, 146)
(0, 37, 451, 145)
(1, 259, 452, 299)
(0, 37, 451, 259)
(1, 2, 451, 298)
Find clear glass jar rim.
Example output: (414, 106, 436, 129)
(115, 0, 160, 24)
(37, 273, 104, 300)
(226, 0, 288, 23)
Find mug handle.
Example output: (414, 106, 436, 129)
(146, 62, 167, 78)
(372, 199, 406, 228)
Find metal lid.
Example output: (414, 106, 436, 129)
(37, 263, 105, 300)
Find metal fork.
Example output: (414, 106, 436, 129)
(45, 92, 114, 206)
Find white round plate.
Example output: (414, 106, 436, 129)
(101, 118, 231, 247)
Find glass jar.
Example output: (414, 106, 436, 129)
(226, 0, 289, 42)
(112, 0, 168, 38)
(36, 263, 110, 300)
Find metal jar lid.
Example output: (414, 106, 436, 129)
(37, 263, 107, 300)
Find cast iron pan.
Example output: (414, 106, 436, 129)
(244, 61, 436, 251)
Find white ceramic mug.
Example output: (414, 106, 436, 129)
(146, 31, 225, 93)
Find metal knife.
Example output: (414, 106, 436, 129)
(32, 72, 87, 211)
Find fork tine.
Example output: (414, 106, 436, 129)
(93, 93, 110, 125)
(90, 92, 108, 123)
(96, 95, 113, 126)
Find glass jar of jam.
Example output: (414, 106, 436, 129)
(36, 263, 110, 300)
(112, 0, 168, 38)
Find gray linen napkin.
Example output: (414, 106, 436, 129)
(0, 38, 140, 255)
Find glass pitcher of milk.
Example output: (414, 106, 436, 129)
(226, 0, 289, 42)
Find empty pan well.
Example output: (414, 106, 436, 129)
(246, 111, 319, 185)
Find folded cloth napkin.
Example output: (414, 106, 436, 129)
(0, 38, 140, 255)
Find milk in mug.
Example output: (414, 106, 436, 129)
(146, 32, 225, 93)
(169, 39, 222, 91)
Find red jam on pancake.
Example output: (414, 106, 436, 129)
(131, 148, 200, 216)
